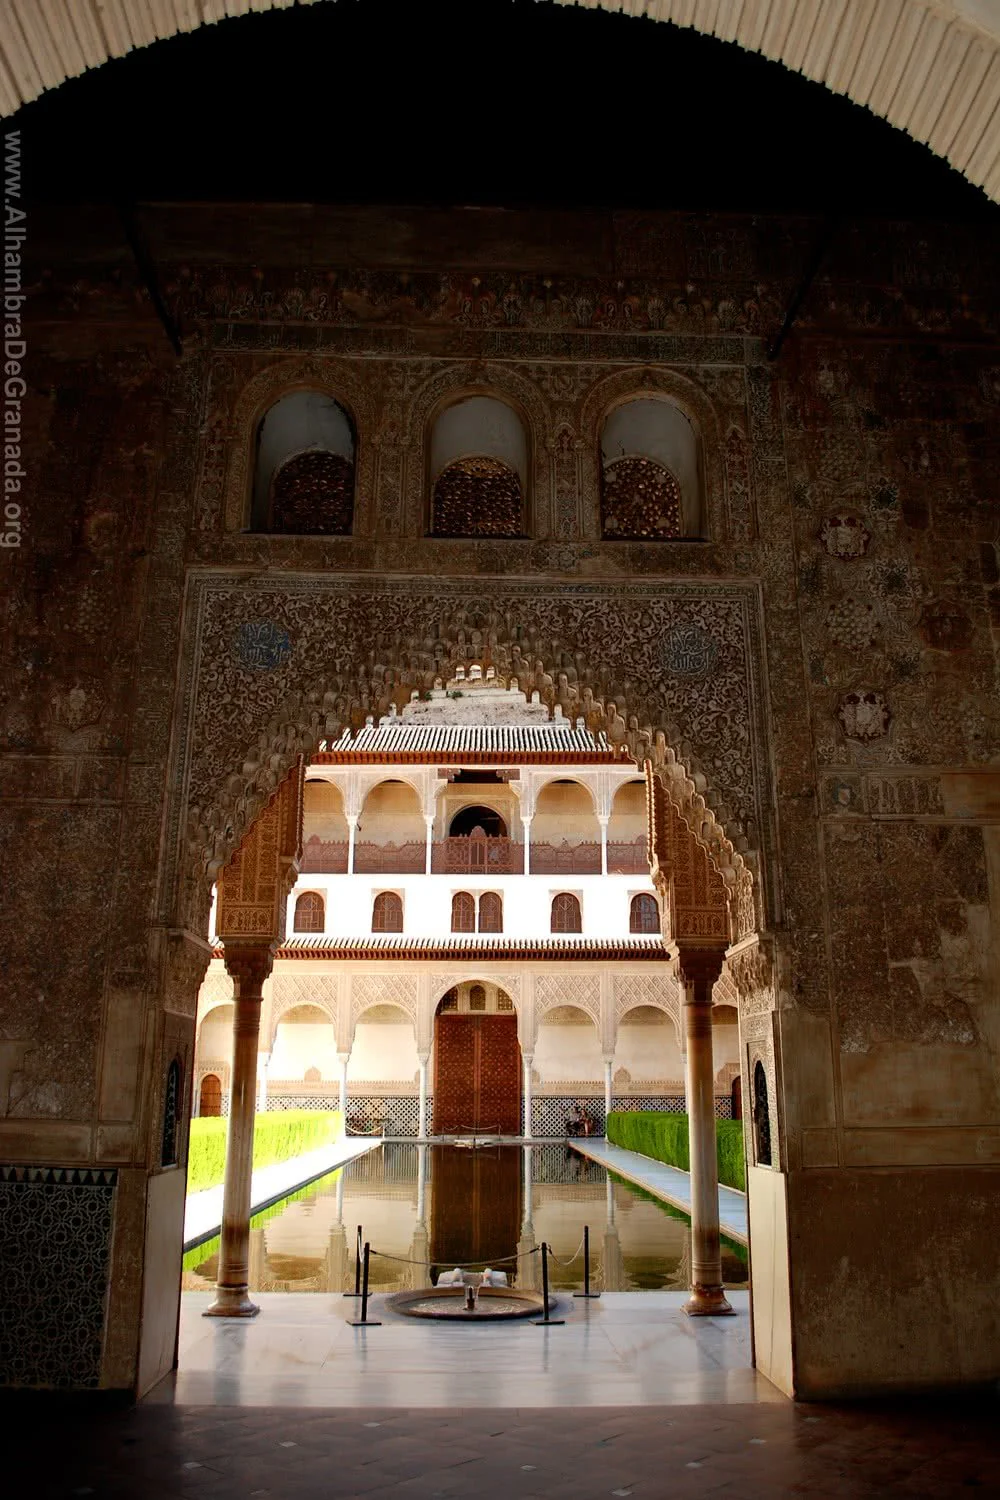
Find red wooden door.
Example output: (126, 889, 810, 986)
(433, 1014, 521, 1134)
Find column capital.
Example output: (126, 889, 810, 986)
(221, 939, 277, 995)
(676, 945, 726, 993)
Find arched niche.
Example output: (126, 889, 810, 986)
(533, 1003, 602, 1084)
(270, 1002, 337, 1082)
(428, 394, 528, 538)
(196, 1002, 234, 1061)
(532, 780, 599, 845)
(358, 779, 424, 844)
(614, 1003, 684, 1085)
(303, 779, 348, 842)
(349, 1002, 419, 1083)
(600, 397, 702, 539)
(251, 389, 356, 535)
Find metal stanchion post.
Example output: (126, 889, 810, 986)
(533, 1242, 564, 1326)
(343, 1224, 363, 1297)
(573, 1224, 600, 1299)
(348, 1241, 381, 1327)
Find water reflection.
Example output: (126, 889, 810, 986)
(182, 1143, 747, 1295)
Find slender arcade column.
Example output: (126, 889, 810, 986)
(521, 816, 532, 874)
(677, 946, 733, 1317)
(337, 1051, 350, 1120)
(423, 815, 434, 875)
(205, 940, 275, 1318)
(346, 814, 357, 875)
(522, 1052, 534, 1140)
(598, 815, 609, 876)
(417, 1053, 430, 1139)
(603, 1056, 614, 1122)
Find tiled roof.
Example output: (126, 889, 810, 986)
(317, 723, 622, 761)
(265, 935, 670, 960)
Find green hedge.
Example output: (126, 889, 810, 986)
(607, 1110, 745, 1191)
(187, 1110, 343, 1194)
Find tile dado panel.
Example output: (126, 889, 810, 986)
(0, 1166, 116, 1388)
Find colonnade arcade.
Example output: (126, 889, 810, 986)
(197, 741, 763, 1322)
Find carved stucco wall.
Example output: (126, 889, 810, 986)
(3, 202, 1000, 1393)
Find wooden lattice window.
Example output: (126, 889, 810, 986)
(550, 892, 582, 934)
(478, 891, 503, 933)
(432, 457, 522, 537)
(270, 450, 355, 535)
(451, 891, 476, 932)
(496, 991, 514, 1013)
(469, 984, 487, 1012)
(372, 891, 403, 933)
(293, 891, 325, 933)
(753, 1060, 772, 1167)
(439, 988, 459, 1013)
(161, 1057, 181, 1167)
(601, 456, 682, 539)
(629, 893, 660, 934)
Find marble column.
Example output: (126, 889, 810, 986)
(417, 1053, 430, 1139)
(205, 939, 275, 1319)
(521, 816, 532, 874)
(603, 1056, 614, 1124)
(337, 1051, 350, 1122)
(677, 946, 733, 1317)
(346, 815, 357, 875)
(423, 815, 434, 875)
(522, 1052, 534, 1140)
(598, 814, 609, 875)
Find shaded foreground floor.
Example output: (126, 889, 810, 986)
(14, 1395, 1000, 1499)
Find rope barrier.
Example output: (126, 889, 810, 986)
(369, 1246, 540, 1269)
(545, 1232, 586, 1269)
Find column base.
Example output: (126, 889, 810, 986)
(683, 1283, 735, 1317)
(203, 1288, 261, 1318)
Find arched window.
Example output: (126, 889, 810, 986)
(161, 1057, 181, 1167)
(451, 891, 476, 933)
(199, 1073, 222, 1118)
(629, 893, 660, 934)
(753, 1060, 772, 1167)
(372, 891, 403, 933)
(449, 805, 508, 838)
(252, 390, 355, 535)
(439, 987, 459, 1013)
(600, 398, 699, 539)
(293, 891, 325, 933)
(469, 984, 487, 1012)
(430, 395, 527, 538)
(478, 891, 503, 933)
(550, 893, 582, 933)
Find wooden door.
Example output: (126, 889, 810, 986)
(199, 1073, 222, 1117)
(433, 1014, 521, 1135)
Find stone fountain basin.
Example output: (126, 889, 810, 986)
(387, 1286, 556, 1321)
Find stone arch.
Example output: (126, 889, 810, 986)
(173, 589, 770, 940)
(430, 972, 522, 1017)
(5, 5, 998, 201)
(403, 363, 555, 539)
(267, 975, 340, 1048)
(531, 772, 599, 813)
(221, 357, 377, 534)
(578, 367, 726, 542)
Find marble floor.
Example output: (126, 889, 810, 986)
(165, 1290, 769, 1408)
(18, 1392, 1000, 1499)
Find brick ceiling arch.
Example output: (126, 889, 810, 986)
(2, 2, 999, 200)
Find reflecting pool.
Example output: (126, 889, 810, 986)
(182, 1143, 748, 1295)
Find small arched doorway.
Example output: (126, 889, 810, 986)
(433, 982, 520, 1135)
(199, 1073, 222, 1117)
